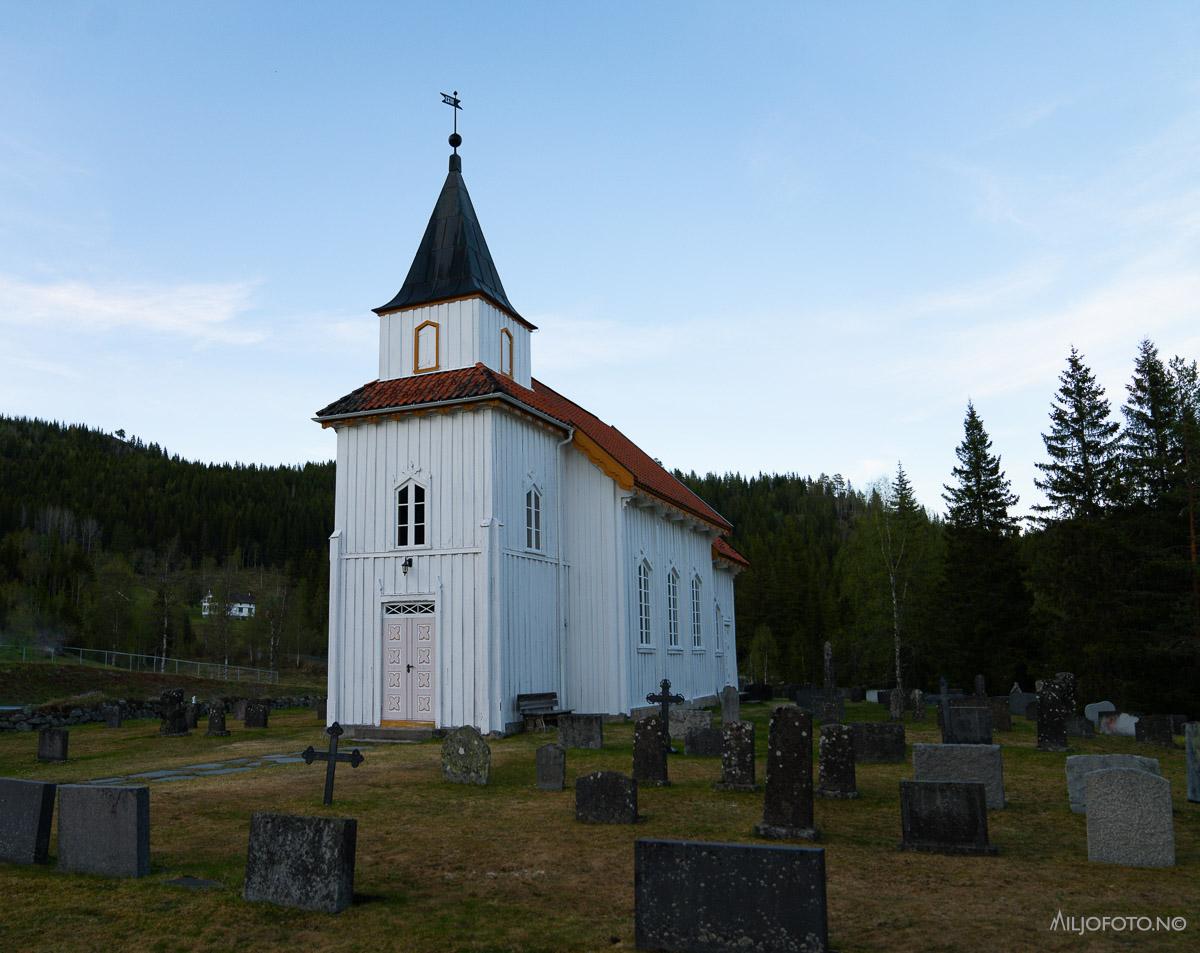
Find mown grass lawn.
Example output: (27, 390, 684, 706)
(0, 702, 1196, 952)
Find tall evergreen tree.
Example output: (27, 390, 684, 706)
(942, 401, 1019, 532)
(1034, 347, 1121, 520)
(1121, 339, 1179, 507)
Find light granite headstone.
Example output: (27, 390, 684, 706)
(719, 685, 740, 724)
(37, 727, 68, 762)
(1085, 769, 1174, 868)
(1185, 723, 1200, 804)
(817, 723, 857, 799)
(1065, 754, 1161, 814)
(558, 713, 604, 750)
(57, 784, 150, 877)
(243, 812, 357, 912)
(913, 743, 1005, 809)
(634, 715, 669, 787)
(755, 707, 817, 840)
(441, 726, 491, 785)
(899, 780, 995, 855)
(1084, 700, 1116, 725)
(575, 771, 638, 823)
(1098, 712, 1139, 737)
(634, 839, 829, 953)
(0, 778, 56, 865)
(536, 743, 566, 791)
(714, 721, 757, 791)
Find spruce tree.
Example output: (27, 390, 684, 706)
(1033, 347, 1121, 519)
(942, 401, 1019, 532)
(1121, 339, 1179, 507)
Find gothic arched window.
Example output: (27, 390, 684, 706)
(396, 481, 428, 547)
(500, 327, 514, 377)
(637, 561, 652, 647)
(414, 320, 440, 374)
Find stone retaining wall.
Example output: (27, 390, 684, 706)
(0, 695, 321, 732)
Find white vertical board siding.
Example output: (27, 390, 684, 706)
(625, 503, 726, 706)
(378, 297, 532, 385)
(326, 407, 503, 732)
(560, 450, 623, 714)
(500, 553, 559, 725)
(713, 566, 739, 689)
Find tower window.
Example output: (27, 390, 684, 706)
(667, 569, 680, 649)
(525, 487, 542, 550)
(500, 327, 514, 377)
(396, 481, 428, 547)
(637, 561, 652, 647)
(414, 320, 440, 374)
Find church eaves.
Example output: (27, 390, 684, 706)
(374, 153, 532, 328)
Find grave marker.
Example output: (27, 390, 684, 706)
(850, 722, 906, 763)
(244, 702, 270, 729)
(1084, 700, 1116, 725)
(817, 723, 857, 799)
(1134, 714, 1175, 748)
(159, 689, 189, 736)
(0, 778, 56, 865)
(714, 721, 757, 792)
(899, 780, 996, 855)
(633, 715, 669, 787)
(57, 784, 150, 877)
(1085, 769, 1174, 868)
(243, 812, 357, 912)
(441, 725, 490, 786)
(557, 713, 603, 749)
(206, 707, 230, 737)
(1036, 677, 1068, 752)
(575, 771, 638, 823)
(1185, 723, 1199, 804)
(755, 706, 818, 841)
(102, 705, 122, 729)
(719, 685, 740, 724)
(37, 727, 67, 763)
(536, 743, 566, 791)
(913, 743, 1005, 809)
(1064, 754, 1160, 814)
(646, 678, 685, 754)
(941, 704, 992, 745)
(684, 726, 723, 757)
(302, 722, 365, 805)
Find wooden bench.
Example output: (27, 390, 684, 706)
(517, 692, 573, 731)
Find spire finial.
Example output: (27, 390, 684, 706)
(441, 90, 463, 154)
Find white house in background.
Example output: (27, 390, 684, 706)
(314, 136, 747, 735)
(200, 591, 256, 619)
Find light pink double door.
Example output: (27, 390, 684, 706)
(382, 614, 436, 724)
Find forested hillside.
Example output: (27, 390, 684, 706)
(3, 335, 1197, 712)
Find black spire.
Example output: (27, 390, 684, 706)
(374, 123, 523, 321)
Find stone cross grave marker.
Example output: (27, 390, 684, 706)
(646, 678, 685, 754)
(302, 722, 365, 806)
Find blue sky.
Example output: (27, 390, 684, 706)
(2, 2, 1198, 516)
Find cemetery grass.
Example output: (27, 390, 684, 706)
(0, 706, 1196, 952)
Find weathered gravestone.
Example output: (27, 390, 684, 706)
(910, 689, 926, 722)
(1009, 686, 1037, 716)
(575, 771, 638, 823)
(669, 708, 711, 746)
(0, 778, 57, 865)
(536, 743, 566, 791)
(850, 722, 906, 764)
(1085, 769, 1174, 868)
(889, 688, 905, 722)
(159, 689, 189, 736)
(755, 707, 818, 841)
(634, 839, 829, 953)
(234, 698, 249, 721)
(243, 812, 357, 912)
(988, 697, 1012, 732)
(1084, 700, 1116, 725)
(817, 723, 857, 799)
(899, 780, 996, 855)
(973, 674, 986, 698)
(813, 691, 844, 724)
(1066, 716, 1094, 738)
(37, 727, 68, 763)
(684, 726, 723, 757)
(102, 704, 122, 729)
(648, 678, 686, 753)
(441, 726, 490, 786)
(913, 744, 1005, 809)
(558, 713, 603, 750)
(1135, 714, 1175, 748)
(823, 640, 836, 691)
(1185, 723, 1200, 804)
(244, 702, 270, 729)
(1037, 678, 1069, 752)
(314, 697, 327, 721)
(634, 715, 670, 786)
(714, 721, 757, 792)
(1064, 754, 1160, 814)
(941, 704, 993, 745)
(719, 685, 740, 724)
(57, 784, 150, 877)
(1056, 671, 1077, 715)
(206, 707, 231, 737)
(184, 702, 201, 731)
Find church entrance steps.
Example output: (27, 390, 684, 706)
(348, 725, 435, 743)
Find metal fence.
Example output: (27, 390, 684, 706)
(0, 641, 278, 684)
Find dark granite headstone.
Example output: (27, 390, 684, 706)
(0, 778, 57, 864)
(243, 812, 356, 913)
(536, 743, 566, 791)
(37, 727, 68, 762)
(184, 702, 201, 730)
(1037, 677, 1069, 752)
(1055, 671, 1077, 716)
(1135, 714, 1176, 748)
(441, 726, 491, 785)
(206, 708, 230, 737)
(714, 721, 757, 791)
(1185, 723, 1200, 804)
(634, 839, 828, 953)
(1009, 687, 1037, 716)
(244, 702, 270, 730)
(899, 780, 996, 855)
(939, 676, 949, 696)
(755, 706, 817, 840)
(234, 699, 249, 721)
(823, 640, 836, 692)
(910, 689, 926, 722)
(633, 715, 669, 787)
(1066, 715, 1095, 738)
(850, 722, 906, 763)
(685, 726, 724, 757)
(575, 771, 638, 823)
(814, 690, 844, 724)
(719, 685, 740, 724)
(159, 689, 189, 736)
(973, 674, 986, 698)
(876, 689, 891, 710)
(817, 723, 857, 799)
(57, 784, 150, 877)
(941, 704, 993, 745)
(102, 705, 122, 729)
(558, 713, 604, 749)
(988, 697, 1012, 732)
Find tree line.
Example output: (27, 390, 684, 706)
(681, 338, 1199, 714)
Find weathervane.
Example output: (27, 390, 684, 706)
(441, 90, 463, 153)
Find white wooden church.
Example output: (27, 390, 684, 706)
(315, 132, 746, 735)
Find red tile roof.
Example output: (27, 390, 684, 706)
(315, 364, 744, 548)
(712, 536, 750, 568)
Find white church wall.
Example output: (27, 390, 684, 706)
(625, 503, 727, 707)
(378, 297, 532, 386)
(712, 566, 739, 688)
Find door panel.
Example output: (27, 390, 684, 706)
(381, 611, 436, 725)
